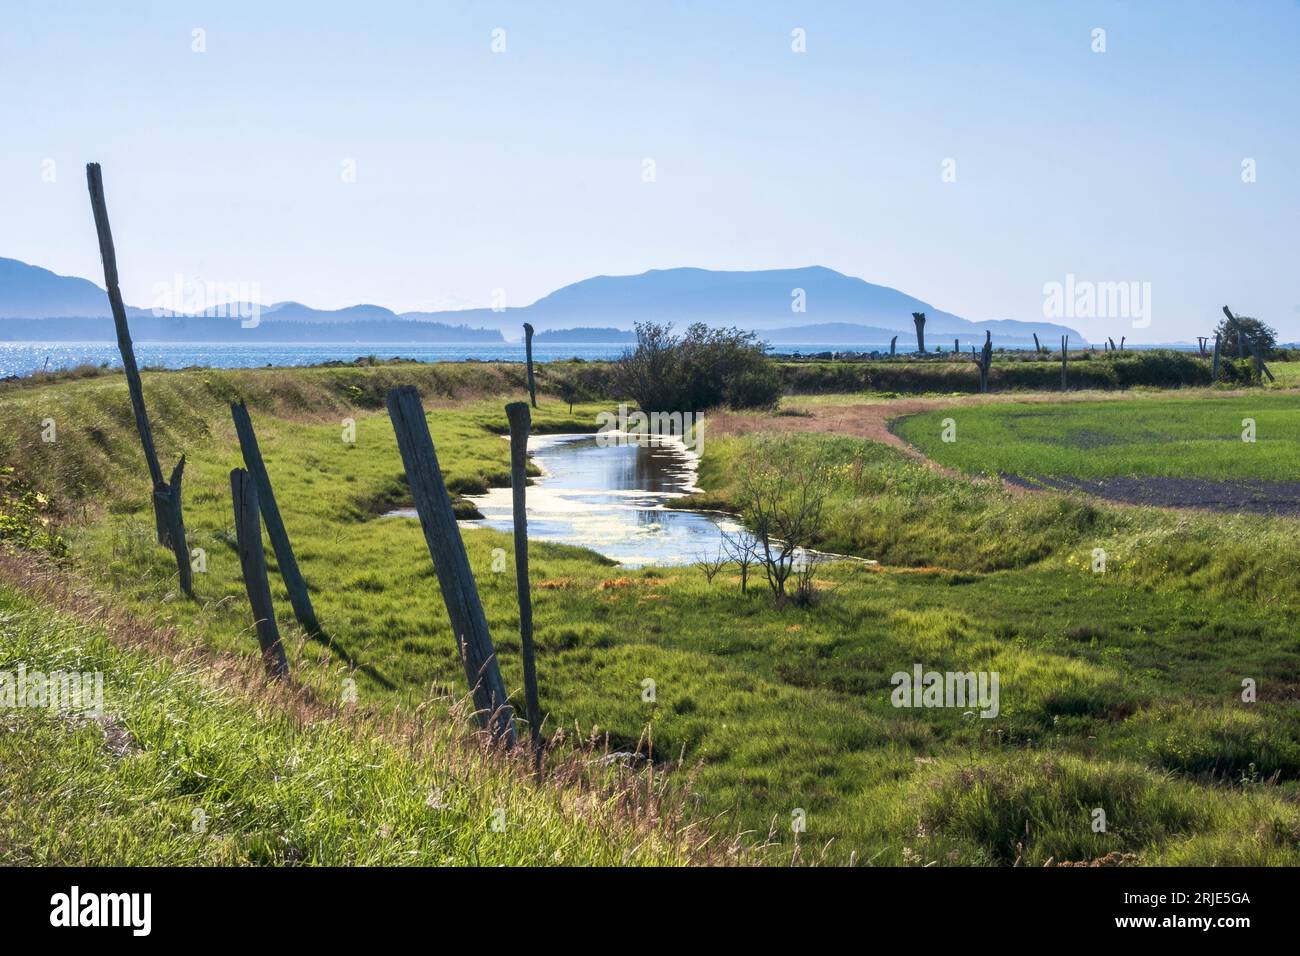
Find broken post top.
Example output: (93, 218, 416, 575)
(523, 322, 534, 336)
(505, 401, 531, 431)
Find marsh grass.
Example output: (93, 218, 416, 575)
(2, 365, 1299, 865)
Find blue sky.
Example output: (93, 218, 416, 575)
(3, 0, 1297, 341)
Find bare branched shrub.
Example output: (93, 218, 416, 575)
(734, 445, 830, 606)
(721, 528, 760, 595)
(694, 547, 729, 585)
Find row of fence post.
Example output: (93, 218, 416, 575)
(84, 162, 545, 758)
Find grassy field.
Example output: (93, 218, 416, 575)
(893, 393, 1300, 479)
(3, 364, 1300, 865)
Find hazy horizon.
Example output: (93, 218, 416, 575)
(3, 0, 1297, 342)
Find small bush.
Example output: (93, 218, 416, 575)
(613, 322, 780, 411)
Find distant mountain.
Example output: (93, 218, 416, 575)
(0, 257, 121, 318)
(410, 266, 1083, 344)
(533, 326, 637, 343)
(262, 301, 400, 323)
(0, 257, 1081, 346)
(0, 257, 502, 343)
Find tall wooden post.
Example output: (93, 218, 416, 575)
(85, 162, 172, 546)
(1033, 333, 1041, 355)
(231, 468, 289, 679)
(912, 312, 926, 355)
(1211, 334, 1221, 382)
(954, 338, 959, 355)
(386, 386, 515, 745)
(1061, 335, 1069, 390)
(523, 322, 538, 408)
(974, 331, 992, 393)
(506, 402, 542, 762)
(231, 401, 319, 635)
(889, 336, 897, 357)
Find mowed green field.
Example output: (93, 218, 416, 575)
(894, 393, 1300, 479)
(4, 366, 1300, 865)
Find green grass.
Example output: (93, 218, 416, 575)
(0, 582, 704, 866)
(893, 393, 1300, 480)
(4, 365, 1300, 865)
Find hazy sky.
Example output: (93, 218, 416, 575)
(3, 1, 1297, 341)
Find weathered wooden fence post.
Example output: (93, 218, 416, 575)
(1212, 334, 1221, 382)
(1061, 335, 1069, 390)
(86, 163, 175, 547)
(889, 335, 897, 357)
(230, 400, 319, 635)
(230, 468, 289, 679)
(912, 312, 926, 355)
(973, 331, 992, 393)
(386, 386, 515, 745)
(1250, 338, 1275, 384)
(954, 338, 960, 355)
(1033, 333, 1042, 355)
(87, 162, 193, 595)
(505, 402, 542, 762)
(523, 322, 538, 408)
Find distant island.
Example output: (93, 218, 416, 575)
(534, 327, 637, 343)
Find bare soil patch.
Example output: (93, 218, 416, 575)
(1001, 473, 1300, 516)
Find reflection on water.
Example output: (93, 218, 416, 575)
(391, 433, 738, 567)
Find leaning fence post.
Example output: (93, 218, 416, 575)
(506, 402, 542, 762)
(86, 162, 174, 546)
(386, 386, 515, 745)
(523, 322, 538, 408)
(231, 468, 289, 679)
(1250, 338, 1274, 384)
(231, 400, 319, 635)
